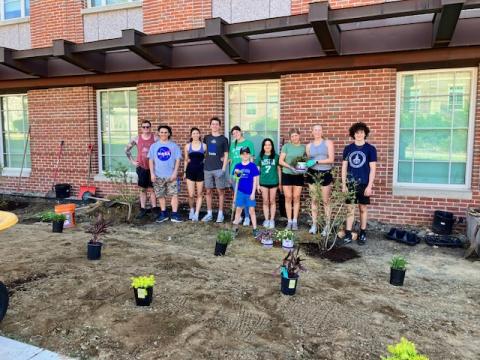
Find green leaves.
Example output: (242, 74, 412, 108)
(390, 256, 408, 271)
(39, 211, 66, 222)
(217, 229, 235, 245)
(131, 275, 155, 289)
(381, 337, 429, 360)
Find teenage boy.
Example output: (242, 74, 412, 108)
(125, 120, 157, 219)
(148, 125, 182, 223)
(341, 122, 377, 245)
(202, 117, 229, 223)
(232, 147, 260, 237)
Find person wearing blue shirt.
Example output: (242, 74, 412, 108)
(232, 147, 260, 238)
(148, 125, 182, 223)
(341, 122, 377, 245)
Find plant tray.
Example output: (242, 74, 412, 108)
(384, 228, 420, 246)
(424, 235, 464, 248)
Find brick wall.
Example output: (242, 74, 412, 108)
(143, 0, 211, 34)
(291, 0, 386, 14)
(280, 68, 480, 226)
(30, 0, 85, 48)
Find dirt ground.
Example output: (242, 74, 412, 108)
(0, 197, 479, 360)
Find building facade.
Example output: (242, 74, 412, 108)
(0, 0, 479, 225)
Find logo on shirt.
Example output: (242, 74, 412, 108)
(348, 151, 366, 169)
(157, 147, 171, 161)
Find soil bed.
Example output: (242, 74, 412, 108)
(0, 199, 479, 359)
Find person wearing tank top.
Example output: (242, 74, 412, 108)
(305, 125, 335, 235)
(183, 127, 207, 222)
(125, 119, 158, 220)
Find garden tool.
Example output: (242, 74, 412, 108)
(230, 170, 242, 222)
(46, 140, 65, 198)
(16, 125, 31, 192)
(79, 144, 97, 200)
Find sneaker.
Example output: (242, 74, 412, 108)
(188, 209, 195, 220)
(358, 232, 367, 245)
(171, 213, 182, 223)
(192, 213, 199, 222)
(292, 221, 299, 231)
(342, 232, 353, 245)
(269, 220, 275, 229)
(309, 224, 317, 234)
(262, 220, 270, 228)
(201, 213, 213, 222)
(286, 221, 293, 230)
(151, 207, 161, 218)
(216, 212, 224, 223)
(136, 208, 148, 219)
(320, 227, 327, 237)
(253, 228, 260, 238)
(156, 211, 169, 223)
(243, 217, 250, 226)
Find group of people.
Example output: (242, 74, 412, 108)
(125, 117, 377, 244)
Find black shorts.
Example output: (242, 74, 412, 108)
(346, 183, 370, 205)
(136, 167, 153, 189)
(186, 169, 204, 182)
(281, 173, 304, 187)
(305, 169, 333, 186)
(260, 183, 279, 189)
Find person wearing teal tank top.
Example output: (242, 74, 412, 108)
(279, 128, 306, 231)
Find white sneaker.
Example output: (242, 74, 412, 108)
(216, 213, 224, 223)
(243, 217, 250, 226)
(309, 224, 317, 234)
(188, 209, 195, 220)
(292, 221, 299, 231)
(192, 214, 199, 222)
(321, 227, 327, 237)
(286, 221, 293, 230)
(201, 213, 213, 222)
(262, 220, 270, 228)
(269, 220, 275, 229)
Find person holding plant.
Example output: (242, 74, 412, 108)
(279, 128, 306, 230)
(229, 126, 255, 226)
(125, 119, 157, 219)
(183, 127, 207, 222)
(305, 125, 335, 235)
(256, 138, 281, 229)
(232, 147, 260, 237)
(341, 122, 377, 245)
(148, 125, 183, 223)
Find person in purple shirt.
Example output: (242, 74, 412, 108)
(341, 122, 377, 245)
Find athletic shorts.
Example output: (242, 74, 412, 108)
(204, 169, 227, 189)
(281, 173, 304, 187)
(346, 182, 370, 205)
(260, 183, 279, 189)
(186, 169, 204, 182)
(305, 169, 333, 186)
(235, 191, 256, 208)
(153, 178, 178, 198)
(136, 167, 153, 189)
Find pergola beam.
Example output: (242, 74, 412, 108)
(52, 39, 105, 73)
(309, 2, 340, 56)
(205, 18, 249, 63)
(121, 29, 172, 68)
(0, 47, 47, 77)
(432, 0, 465, 47)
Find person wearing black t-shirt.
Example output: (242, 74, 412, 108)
(341, 122, 377, 245)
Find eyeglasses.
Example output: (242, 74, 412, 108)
(141, 126, 151, 129)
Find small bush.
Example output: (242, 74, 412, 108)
(39, 211, 67, 222)
(217, 229, 235, 245)
(390, 256, 407, 271)
(381, 337, 429, 360)
(131, 275, 156, 289)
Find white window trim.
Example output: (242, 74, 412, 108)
(94, 87, 137, 182)
(84, 0, 141, 13)
(393, 67, 477, 197)
(0, 93, 30, 176)
(224, 79, 281, 145)
(0, 0, 29, 21)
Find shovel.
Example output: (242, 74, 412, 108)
(230, 171, 242, 222)
(46, 141, 64, 198)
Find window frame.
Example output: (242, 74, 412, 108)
(87, 0, 138, 8)
(0, 93, 30, 176)
(224, 79, 281, 151)
(393, 67, 477, 192)
(96, 87, 138, 177)
(0, 0, 29, 21)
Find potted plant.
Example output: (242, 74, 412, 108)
(275, 247, 306, 296)
(40, 211, 67, 233)
(131, 275, 155, 306)
(291, 155, 308, 172)
(257, 229, 275, 247)
(381, 337, 429, 360)
(275, 229, 295, 249)
(390, 255, 407, 286)
(215, 229, 234, 256)
(86, 214, 110, 260)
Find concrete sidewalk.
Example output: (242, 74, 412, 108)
(0, 336, 73, 359)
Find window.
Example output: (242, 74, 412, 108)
(0, 95, 30, 170)
(97, 89, 137, 173)
(1, 0, 29, 20)
(395, 69, 476, 189)
(88, 0, 137, 8)
(226, 80, 280, 157)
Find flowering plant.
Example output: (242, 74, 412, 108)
(275, 229, 295, 242)
(131, 275, 156, 289)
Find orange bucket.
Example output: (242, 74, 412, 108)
(55, 204, 76, 228)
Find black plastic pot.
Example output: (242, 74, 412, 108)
(0, 281, 8, 322)
(87, 241, 103, 260)
(54, 183, 71, 199)
(281, 273, 299, 296)
(390, 268, 406, 286)
(214, 242, 228, 256)
(432, 210, 455, 235)
(52, 220, 64, 233)
(134, 287, 153, 306)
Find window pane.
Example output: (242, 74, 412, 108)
(106, 0, 130, 5)
(4, 0, 21, 19)
(450, 162, 466, 184)
(400, 99, 415, 128)
(398, 161, 412, 182)
(437, 73, 455, 95)
(108, 91, 128, 108)
(240, 103, 266, 132)
(91, 0, 103, 6)
(1, 95, 29, 168)
(415, 97, 451, 129)
(399, 130, 413, 160)
(452, 96, 470, 128)
(229, 85, 240, 103)
(128, 90, 137, 108)
(415, 129, 450, 161)
(229, 103, 240, 125)
(25, 0, 29, 16)
(451, 129, 468, 162)
(6, 96, 23, 110)
(241, 83, 267, 103)
(413, 162, 449, 184)
(5, 111, 25, 132)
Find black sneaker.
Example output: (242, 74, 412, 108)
(136, 208, 148, 219)
(358, 232, 367, 245)
(342, 232, 353, 245)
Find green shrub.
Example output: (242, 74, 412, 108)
(381, 337, 429, 360)
(390, 256, 408, 271)
(217, 229, 235, 245)
(39, 211, 67, 222)
(131, 275, 156, 289)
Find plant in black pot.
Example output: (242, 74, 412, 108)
(275, 247, 306, 296)
(40, 211, 67, 233)
(86, 214, 110, 260)
(131, 275, 155, 306)
(215, 229, 234, 256)
(389, 255, 407, 286)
